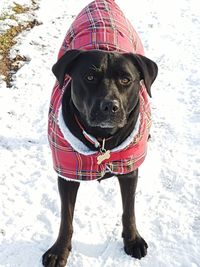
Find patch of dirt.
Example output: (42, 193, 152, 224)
(0, 1, 42, 87)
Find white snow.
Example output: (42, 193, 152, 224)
(0, 0, 200, 266)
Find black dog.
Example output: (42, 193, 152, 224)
(42, 1, 158, 267)
(43, 49, 157, 266)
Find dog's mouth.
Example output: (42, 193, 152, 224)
(88, 114, 127, 129)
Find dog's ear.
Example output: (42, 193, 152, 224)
(52, 49, 82, 87)
(124, 53, 158, 97)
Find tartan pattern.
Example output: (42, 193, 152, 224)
(48, 0, 151, 181)
(58, 0, 144, 59)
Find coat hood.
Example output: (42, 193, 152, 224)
(58, 0, 144, 59)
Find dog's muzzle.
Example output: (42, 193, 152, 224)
(88, 99, 126, 128)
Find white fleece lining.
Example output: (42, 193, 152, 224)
(58, 105, 141, 155)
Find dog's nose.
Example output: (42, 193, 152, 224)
(100, 99, 120, 114)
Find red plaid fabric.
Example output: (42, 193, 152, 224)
(48, 0, 151, 181)
(57, 0, 144, 58)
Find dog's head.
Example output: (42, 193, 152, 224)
(52, 50, 158, 130)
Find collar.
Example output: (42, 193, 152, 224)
(58, 105, 140, 156)
(74, 114, 113, 150)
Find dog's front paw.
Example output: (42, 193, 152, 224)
(42, 244, 70, 267)
(123, 236, 148, 259)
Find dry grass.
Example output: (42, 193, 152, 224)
(0, 2, 41, 87)
(12, 2, 29, 14)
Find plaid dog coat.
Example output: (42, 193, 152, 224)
(48, 0, 151, 181)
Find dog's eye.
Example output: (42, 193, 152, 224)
(85, 75, 95, 81)
(119, 77, 131, 85)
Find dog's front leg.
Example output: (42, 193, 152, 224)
(42, 177, 80, 267)
(118, 169, 148, 259)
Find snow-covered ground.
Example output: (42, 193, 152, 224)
(0, 0, 200, 266)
